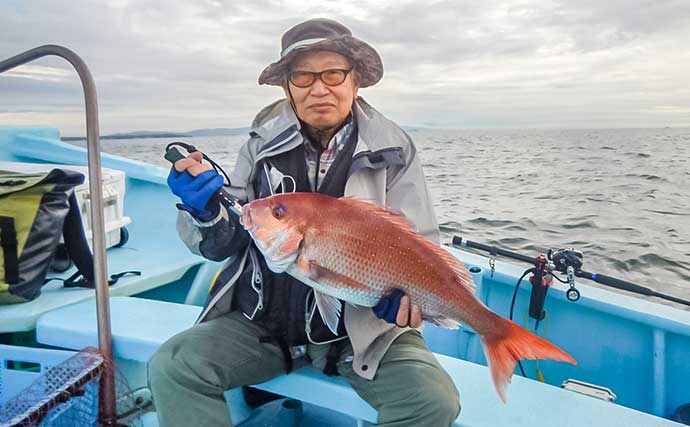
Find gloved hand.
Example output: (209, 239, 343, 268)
(167, 167, 223, 221)
(373, 288, 423, 327)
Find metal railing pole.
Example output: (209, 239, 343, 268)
(0, 45, 117, 425)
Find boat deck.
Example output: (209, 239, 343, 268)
(35, 296, 682, 427)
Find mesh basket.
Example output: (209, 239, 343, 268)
(0, 345, 141, 427)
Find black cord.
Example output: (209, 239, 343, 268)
(510, 268, 534, 321)
(165, 141, 193, 153)
(205, 155, 232, 187)
(552, 274, 569, 284)
(510, 268, 534, 377)
(165, 141, 233, 187)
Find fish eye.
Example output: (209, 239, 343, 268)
(272, 204, 286, 219)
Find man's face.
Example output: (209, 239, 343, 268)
(284, 50, 359, 129)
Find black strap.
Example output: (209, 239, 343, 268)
(108, 270, 141, 284)
(45, 270, 141, 288)
(61, 192, 95, 282)
(44, 191, 142, 289)
(0, 216, 19, 284)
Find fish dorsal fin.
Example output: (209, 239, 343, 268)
(338, 196, 415, 231)
(314, 291, 343, 335)
(433, 245, 476, 292)
(337, 197, 475, 292)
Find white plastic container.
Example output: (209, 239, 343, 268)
(0, 161, 131, 249)
(71, 166, 130, 249)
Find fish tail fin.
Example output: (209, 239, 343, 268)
(480, 315, 577, 403)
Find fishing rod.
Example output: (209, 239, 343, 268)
(452, 236, 690, 308)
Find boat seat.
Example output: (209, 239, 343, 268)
(36, 297, 681, 427)
(36, 297, 378, 422)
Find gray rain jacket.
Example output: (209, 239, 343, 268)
(176, 97, 439, 379)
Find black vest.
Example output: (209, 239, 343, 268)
(233, 124, 359, 346)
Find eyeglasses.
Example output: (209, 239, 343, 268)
(288, 68, 354, 88)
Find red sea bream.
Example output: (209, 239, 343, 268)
(241, 192, 576, 402)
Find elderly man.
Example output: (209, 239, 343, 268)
(149, 18, 460, 426)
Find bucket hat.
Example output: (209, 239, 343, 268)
(258, 18, 383, 88)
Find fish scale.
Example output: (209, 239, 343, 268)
(301, 205, 470, 324)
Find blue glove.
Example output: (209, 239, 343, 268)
(373, 288, 405, 324)
(167, 168, 224, 221)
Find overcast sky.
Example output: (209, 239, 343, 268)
(1, 0, 689, 135)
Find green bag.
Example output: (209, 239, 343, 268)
(0, 168, 90, 304)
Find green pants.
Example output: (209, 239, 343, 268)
(148, 311, 460, 427)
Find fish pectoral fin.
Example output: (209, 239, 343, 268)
(423, 315, 461, 330)
(314, 291, 343, 335)
(296, 258, 365, 334)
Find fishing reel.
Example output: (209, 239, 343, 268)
(548, 248, 583, 302)
(549, 248, 583, 274)
(526, 249, 583, 321)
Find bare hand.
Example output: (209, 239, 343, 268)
(396, 295, 423, 328)
(174, 151, 211, 176)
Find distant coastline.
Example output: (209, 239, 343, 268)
(60, 125, 432, 141)
(60, 124, 439, 141)
(62, 127, 251, 141)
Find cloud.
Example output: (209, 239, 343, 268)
(1, 0, 689, 135)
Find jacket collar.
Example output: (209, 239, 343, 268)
(351, 98, 409, 156)
(250, 99, 300, 143)
(250, 97, 409, 156)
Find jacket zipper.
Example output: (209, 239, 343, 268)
(242, 249, 264, 320)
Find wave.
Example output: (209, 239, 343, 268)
(495, 236, 530, 246)
(623, 173, 668, 182)
(466, 217, 514, 227)
(642, 209, 690, 216)
(560, 220, 598, 229)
